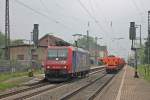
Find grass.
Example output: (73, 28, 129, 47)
(0, 69, 44, 91)
(0, 69, 44, 82)
(0, 83, 17, 90)
(138, 65, 150, 82)
(0, 71, 28, 82)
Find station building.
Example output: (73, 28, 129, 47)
(1, 34, 107, 67)
(9, 34, 71, 62)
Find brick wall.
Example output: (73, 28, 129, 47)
(39, 36, 56, 46)
(10, 46, 47, 62)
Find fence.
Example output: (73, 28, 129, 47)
(0, 59, 42, 73)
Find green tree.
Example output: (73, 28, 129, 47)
(0, 32, 25, 59)
(11, 39, 24, 45)
(0, 32, 5, 46)
(77, 36, 97, 50)
(137, 45, 145, 64)
(0, 32, 5, 58)
(143, 41, 150, 64)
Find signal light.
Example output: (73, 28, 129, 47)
(129, 22, 136, 40)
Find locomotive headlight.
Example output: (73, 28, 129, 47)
(47, 66, 50, 69)
(61, 61, 66, 64)
(63, 66, 67, 69)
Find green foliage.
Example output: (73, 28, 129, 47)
(138, 65, 150, 82)
(0, 69, 44, 90)
(0, 83, 17, 90)
(0, 32, 5, 46)
(137, 41, 150, 64)
(11, 39, 24, 45)
(0, 49, 4, 59)
(28, 70, 34, 77)
(0, 32, 25, 59)
(137, 45, 145, 64)
(143, 41, 150, 64)
(0, 69, 43, 82)
(0, 71, 28, 82)
(0, 32, 5, 59)
(76, 36, 98, 50)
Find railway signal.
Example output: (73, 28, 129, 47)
(129, 22, 136, 40)
(129, 22, 139, 78)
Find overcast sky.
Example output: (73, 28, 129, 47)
(0, 0, 150, 59)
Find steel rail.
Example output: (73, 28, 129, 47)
(0, 81, 49, 99)
(60, 74, 107, 100)
(88, 75, 115, 100)
(0, 66, 105, 100)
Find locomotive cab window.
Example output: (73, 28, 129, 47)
(57, 49, 68, 60)
(48, 49, 57, 60)
(48, 49, 68, 60)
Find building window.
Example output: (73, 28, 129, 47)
(32, 55, 38, 60)
(17, 55, 24, 60)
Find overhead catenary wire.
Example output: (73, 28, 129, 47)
(88, 0, 113, 36)
(130, 0, 148, 38)
(138, 0, 146, 13)
(15, 0, 73, 31)
(76, 0, 108, 33)
(131, 0, 145, 23)
(137, 0, 147, 24)
(39, 0, 84, 24)
(131, 0, 142, 13)
(55, 0, 86, 22)
(39, 0, 63, 21)
(88, 0, 109, 25)
(89, 0, 95, 16)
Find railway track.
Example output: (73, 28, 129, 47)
(88, 75, 115, 100)
(1, 80, 74, 100)
(0, 80, 49, 99)
(60, 74, 115, 100)
(0, 66, 105, 100)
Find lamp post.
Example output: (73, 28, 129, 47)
(72, 34, 82, 47)
(132, 47, 140, 78)
(134, 24, 142, 78)
(110, 37, 125, 60)
(135, 24, 142, 46)
(82, 35, 89, 50)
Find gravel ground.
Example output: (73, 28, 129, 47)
(94, 69, 124, 100)
(26, 71, 105, 100)
(66, 74, 113, 100)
